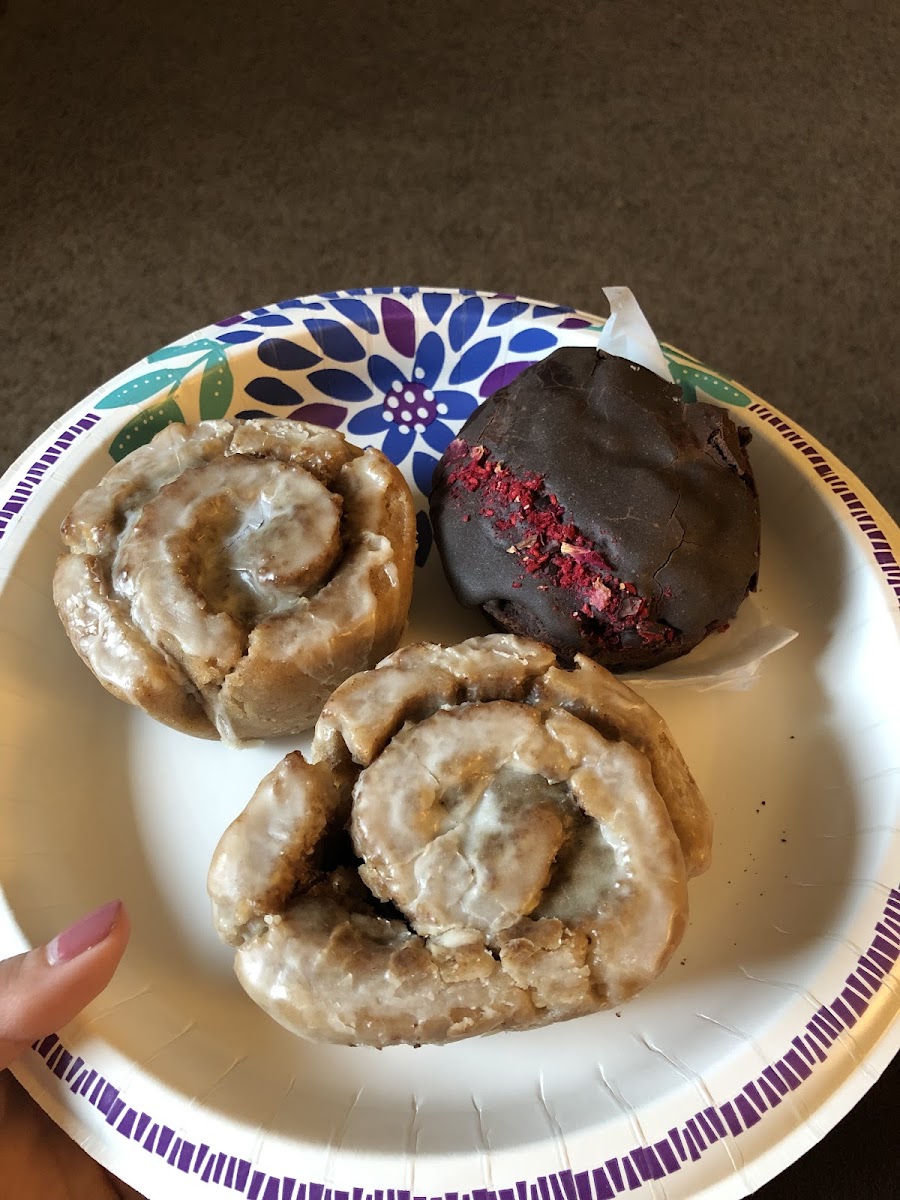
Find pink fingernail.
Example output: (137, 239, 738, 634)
(46, 900, 122, 966)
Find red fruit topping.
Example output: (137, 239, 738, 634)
(444, 440, 675, 650)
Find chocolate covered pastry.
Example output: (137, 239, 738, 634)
(53, 418, 415, 740)
(208, 634, 710, 1047)
(429, 347, 760, 671)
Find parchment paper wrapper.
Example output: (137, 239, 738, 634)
(595, 286, 676, 382)
(623, 597, 797, 690)
(595, 286, 797, 690)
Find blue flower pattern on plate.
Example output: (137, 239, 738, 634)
(347, 331, 478, 467)
(243, 292, 564, 483)
(102, 289, 583, 528)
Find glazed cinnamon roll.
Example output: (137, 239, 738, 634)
(53, 419, 415, 741)
(208, 635, 710, 1046)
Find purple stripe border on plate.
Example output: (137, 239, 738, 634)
(0, 414, 100, 539)
(748, 402, 900, 606)
(29, 885, 900, 1197)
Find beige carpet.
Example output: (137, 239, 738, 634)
(1, 1, 897, 518)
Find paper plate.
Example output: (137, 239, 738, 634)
(1, 288, 898, 1200)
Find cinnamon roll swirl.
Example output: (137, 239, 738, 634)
(209, 635, 710, 1045)
(53, 419, 415, 740)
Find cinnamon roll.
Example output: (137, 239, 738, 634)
(208, 635, 710, 1046)
(53, 419, 416, 741)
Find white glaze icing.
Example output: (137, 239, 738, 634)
(54, 419, 415, 741)
(209, 634, 704, 1046)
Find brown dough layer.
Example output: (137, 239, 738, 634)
(53, 419, 415, 741)
(208, 635, 710, 1047)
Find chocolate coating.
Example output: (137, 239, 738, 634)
(429, 348, 760, 670)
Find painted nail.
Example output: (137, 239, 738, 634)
(46, 900, 122, 966)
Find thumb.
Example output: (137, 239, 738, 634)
(0, 900, 130, 1070)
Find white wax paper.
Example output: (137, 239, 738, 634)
(623, 598, 798, 690)
(595, 286, 675, 382)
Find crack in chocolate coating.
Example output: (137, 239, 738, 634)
(430, 348, 761, 670)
